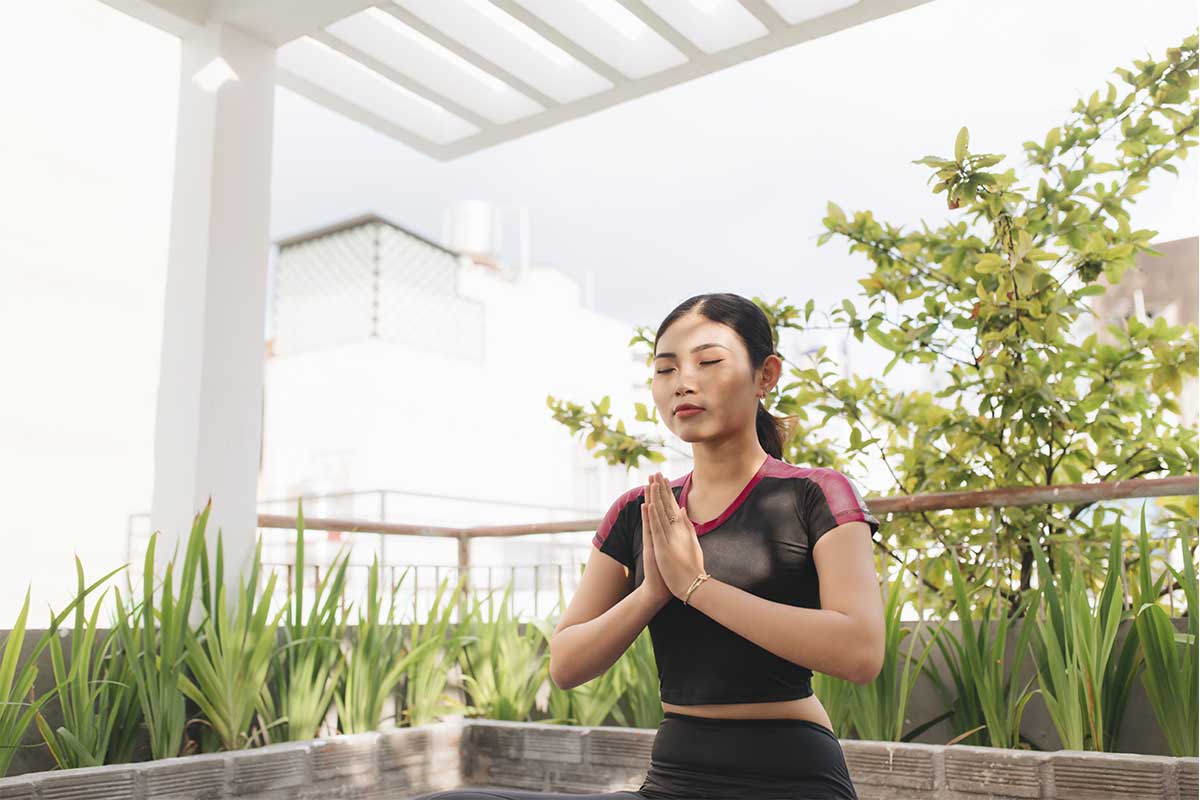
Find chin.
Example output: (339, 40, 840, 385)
(672, 427, 705, 443)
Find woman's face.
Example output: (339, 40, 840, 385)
(651, 313, 766, 443)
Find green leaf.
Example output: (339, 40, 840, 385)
(955, 126, 970, 161)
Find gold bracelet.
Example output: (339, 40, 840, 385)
(683, 571, 712, 605)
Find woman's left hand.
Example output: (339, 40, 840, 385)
(644, 472, 705, 600)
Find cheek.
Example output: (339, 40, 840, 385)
(651, 384, 670, 413)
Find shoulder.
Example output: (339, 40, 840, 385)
(765, 460, 865, 507)
(594, 484, 647, 547)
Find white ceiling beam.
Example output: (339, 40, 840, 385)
(486, 0, 629, 86)
(377, 3, 559, 109)
(96, 0, 207, 37)
(437, 58, 714, 161)
(734, 0, 788, 32)
(309, 30, 493, 130)
(609, 0, 704, 61)
(212, 0, 379, 45)
(277, 69, 451, 159)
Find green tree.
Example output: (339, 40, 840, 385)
(548, 35, 1199, 617)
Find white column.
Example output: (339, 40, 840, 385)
(149, 21, 275, 593)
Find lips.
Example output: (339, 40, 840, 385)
(674, 405, 704, 415)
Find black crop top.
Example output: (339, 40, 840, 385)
(590, 454, 881, 705)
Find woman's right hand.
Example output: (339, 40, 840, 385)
(640, 492, 673, 604)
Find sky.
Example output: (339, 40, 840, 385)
(267, 0, 1199, 334)
(0, 0, 1197, 624)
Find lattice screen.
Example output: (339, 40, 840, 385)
(272, 218, 484, 359)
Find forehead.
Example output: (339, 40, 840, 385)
(655, 314, 738, 352)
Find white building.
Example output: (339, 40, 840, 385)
(255, 209, 693, 617)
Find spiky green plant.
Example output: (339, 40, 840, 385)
(399, 570, 473, 728)
(179, 528, 287, 751)
(1132, 503, 1197, 756)
(1028, 521, 1141, 750)
(337, 558, 447, 732)
(1, 569, 117, 777)
(260, 500, 353, 742)
(111, 501, 208, 760)
(459, 581, 547, 721)
(925, 550, 1038, 748)
(34, 558, 137, 769)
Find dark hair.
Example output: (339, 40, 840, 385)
(654, 292, 797, 460)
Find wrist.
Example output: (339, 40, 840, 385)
(674, 569, 710, 603)
(636, 582, 672, 606)
(681, 573, 705, 604)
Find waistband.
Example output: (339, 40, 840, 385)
(661, 710, 839, 741)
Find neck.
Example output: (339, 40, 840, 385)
(689, 440, 770, 491)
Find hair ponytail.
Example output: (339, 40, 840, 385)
(755, 398, 794, 460)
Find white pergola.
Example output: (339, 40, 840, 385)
(98, 0, 929, 579)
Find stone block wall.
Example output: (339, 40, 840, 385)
(0, 718, 1196, 799)
(0, 723, 462, 800)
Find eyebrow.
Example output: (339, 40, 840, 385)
(653, 343, 730, 360)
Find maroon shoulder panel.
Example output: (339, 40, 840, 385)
(591, 484, 646, 550)
(765, 459, 875, 527)
(805, 467, 872, 521)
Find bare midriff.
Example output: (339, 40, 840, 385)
(661, 694, 834, 729)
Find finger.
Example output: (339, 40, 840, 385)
(654, 474, 679, 518)
(654, 475, 680, 525)
(658, 475, 681, 516)
(643, 488, 659, 540)
(648, 481, 673, 536)
(644, 481, 659, 535)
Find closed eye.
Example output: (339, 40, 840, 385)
(656, 359, 722, 374)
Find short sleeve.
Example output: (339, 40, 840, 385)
(592, 489, 636, 569)
(799, 469, 881, 548)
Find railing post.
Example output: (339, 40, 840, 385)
(916, 549, 924, 621)
(458, 530, 471, 624)
(379, 491, 387, 566)
(879, 540, 888, 608)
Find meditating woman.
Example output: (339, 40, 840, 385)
(412, 292, 884, 799)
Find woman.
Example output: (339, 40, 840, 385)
(413, 293, 884, 799)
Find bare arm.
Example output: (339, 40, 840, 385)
(549, 548, 669, 690)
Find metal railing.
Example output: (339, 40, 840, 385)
(246, 474, 1197, 624)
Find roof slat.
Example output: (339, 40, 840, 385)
(609, 0, 704, 61)
(277, 69, 450, 157)
(377, 2, 560, 109)
(311, 30, 493, 129)
(733, 0, 788, 31)
(486, 0, 629, 86)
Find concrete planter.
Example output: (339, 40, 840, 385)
(1, 719, 1195, 800)
(0, 725, 463, 800)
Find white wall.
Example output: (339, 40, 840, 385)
(0, 3, 178, 626)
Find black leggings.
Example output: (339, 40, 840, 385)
(409, 710, 858, 800)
